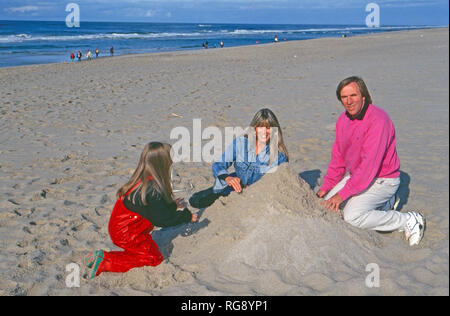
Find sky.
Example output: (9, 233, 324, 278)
(0, 0, 448, 25)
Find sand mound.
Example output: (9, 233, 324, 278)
(164, 164, 389, 295)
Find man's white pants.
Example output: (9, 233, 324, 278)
(325, 175, 409, 231)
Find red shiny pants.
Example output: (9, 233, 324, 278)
(96, 197, 164, 276)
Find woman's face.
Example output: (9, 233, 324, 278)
(256, 126, 272, 144)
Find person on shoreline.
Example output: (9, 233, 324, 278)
(189, 108, 289, 209)
(95, 48, 99, 58)
(76, 50, 82, 61)
(110, 46, 114, 56)
(316, 76, 425, 246)
(86, 50, 92, 60)
(70, 52, 75, 62)
(85, 142, 198, 279)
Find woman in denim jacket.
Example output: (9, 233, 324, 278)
(189, 108, 289, 208)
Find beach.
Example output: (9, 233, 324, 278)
(0, 27, 448, 296)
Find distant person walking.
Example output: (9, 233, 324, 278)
(70, 52, 75, 62)
(274, 34, 278, 43)
(77, 50, 82, 61)
(95, 48, 99, 58)
(86, 50, 92, 60)
(220, 40, 224, 48)
(110, 46, 114, 56)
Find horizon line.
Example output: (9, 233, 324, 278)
(1, 19, 447, 27)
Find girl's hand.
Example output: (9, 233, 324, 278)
(191, 213, 198, 223)
(225, 176, 242, 193)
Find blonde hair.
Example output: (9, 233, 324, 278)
(248, 108, 289, 164)
(116, 142, 174, 204)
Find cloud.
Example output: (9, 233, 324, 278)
(88, 0, 444, 6)
(1, 0, 446, 23)
(99, 0, 446, 11)
(145, 10, 157, 17)
(5, 5, 39, 13)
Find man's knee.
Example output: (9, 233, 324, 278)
(343, 206, 368, 228)
(343, 211, 358, 226)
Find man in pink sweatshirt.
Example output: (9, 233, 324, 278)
(317, 76, 425, 246)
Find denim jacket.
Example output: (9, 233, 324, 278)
(212, 136, 288, 193)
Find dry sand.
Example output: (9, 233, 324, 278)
(0, 28, 448, 296)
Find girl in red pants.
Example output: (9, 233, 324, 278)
(85, 142, 198, 279)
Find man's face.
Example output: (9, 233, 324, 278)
(339, 82, 365, 117)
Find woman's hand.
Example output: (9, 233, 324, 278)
(225, 176, 242, 193)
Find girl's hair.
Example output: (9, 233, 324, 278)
(116, 142, 174, 205)
(248, 108, 289, 164)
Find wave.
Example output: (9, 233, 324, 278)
(0, 33, 32, 43)
(0, 25, 436, 43)
(0, 32, 210, 43)
(230, 25, 434, 35)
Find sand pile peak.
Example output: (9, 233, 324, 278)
(166, 164, 386, 294)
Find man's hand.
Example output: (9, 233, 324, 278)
(316, 189, 327, 198)
(225, 176, 242, 193)
(321, 193, 343, 213)
(191, 213, 198, 223)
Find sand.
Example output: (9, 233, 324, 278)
(0, 28, 448, 296)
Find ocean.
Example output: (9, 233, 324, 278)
(0, 20, 436, 68)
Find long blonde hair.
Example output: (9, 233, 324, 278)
(116, 142, 174, 204)
(248, 108, 289, 164)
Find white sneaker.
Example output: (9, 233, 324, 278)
(404, 212, 425, 246)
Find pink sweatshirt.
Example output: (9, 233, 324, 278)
(321, 104, 400, 201)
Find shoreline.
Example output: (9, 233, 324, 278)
(1, 26, 447, 71)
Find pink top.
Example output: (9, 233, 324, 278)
(321, 104, 400, 201)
